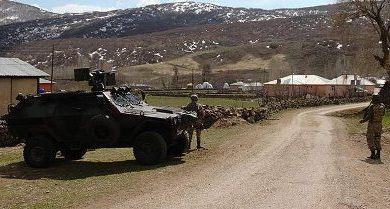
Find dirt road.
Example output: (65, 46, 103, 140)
(88, 103, 390, 209)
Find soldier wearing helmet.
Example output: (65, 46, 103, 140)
(360, 95, 386, 160)
(184, 94, 205, 150)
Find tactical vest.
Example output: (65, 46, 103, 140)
(371, 104, 385, 123)
(186, 103, 204, 119)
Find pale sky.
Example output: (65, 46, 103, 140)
(12, 0, 334, 14)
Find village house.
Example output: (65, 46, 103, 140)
(264, 75, 333, 98)
(264, 74, 375, 98)
(331, 75, 376, 95)
(0, 58, 49, 115)
(39, 78, 56, 93)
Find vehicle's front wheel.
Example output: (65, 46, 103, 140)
(61, 148, 88, 160)
(168, 132, 189, 156)
(23, 136, 57, 168)
(133, 132, 167, 165)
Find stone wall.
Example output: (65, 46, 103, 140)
(202, 97, 369, 129)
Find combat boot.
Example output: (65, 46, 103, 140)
(196, 134, 203, 150)
(196, 142, 205, 150)
(368, 150, 376, 159)
(375, 150, 381, 160)
(197, 143, 204, 150)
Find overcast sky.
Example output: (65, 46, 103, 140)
(13, 0, 334, 14)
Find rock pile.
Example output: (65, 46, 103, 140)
(201, 97, 369, 129)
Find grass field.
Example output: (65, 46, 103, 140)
(0, 124, 253, 209)
(383, 108, 390, 128)
(331, 107, 390, 134)
(147, 96, 260, 108)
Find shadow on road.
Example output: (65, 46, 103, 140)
(361, 159, 384, 165)
(0, 157, 185, 181)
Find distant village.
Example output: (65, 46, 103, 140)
(0, 57, 386, 115)
(130, 73, 385, 101)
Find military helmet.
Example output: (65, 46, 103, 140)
(372, 94, 381, 104)
(190, 94, 198, 101)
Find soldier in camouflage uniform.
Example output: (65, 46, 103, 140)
(360, 95, 386, 160)
(184, 94, 205, 150)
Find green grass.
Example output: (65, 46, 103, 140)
(383, 108, 390, 128)
(147, 96, 260, 108)
(331, 107, 390, 134)
(0, 124, 251, 209)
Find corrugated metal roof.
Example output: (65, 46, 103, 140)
(330, 75, 376, 86)
(265, 75, 331, 85)
(0, 58, 49, 77)
(377, 79, 386, 85)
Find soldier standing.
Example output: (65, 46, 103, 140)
(184, 94, 205, 150)
(360, 95, 386, 160)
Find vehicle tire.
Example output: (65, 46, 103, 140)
(23, 136, 57, 168)
(61, 148, 87, 160)
(86, 115, 120, 146)
(168, 133, 189, 156)
(133, 132, 167, 165)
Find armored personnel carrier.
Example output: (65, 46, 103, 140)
(3, 69, 196, 168)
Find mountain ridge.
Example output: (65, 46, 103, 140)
(0, 0, 56, 25)
(0, 1, 332, 47)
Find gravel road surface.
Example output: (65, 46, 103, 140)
(87, 103, 390, 209)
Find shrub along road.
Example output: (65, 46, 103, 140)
(86, 103, 390, 209)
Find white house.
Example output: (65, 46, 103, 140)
(264, 75, 335, 97)
(230, 81, 246, 91)
(331, 75, 376, 86)
(194, 82, 214, 89)
(265, 75, 332, 85)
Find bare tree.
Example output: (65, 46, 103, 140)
(337, 0, 390, 76)
(171, 66, 179, 89)
(201, 63, 212, 82)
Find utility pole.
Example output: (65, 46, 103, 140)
(191, 68, 194, 93)
(50, 44, 54, 93)
(260, 69, 268, 103)
(259, 69, 268, 98)
(291, 66, 294, 98)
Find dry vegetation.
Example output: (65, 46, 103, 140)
(47, 38, 386, 90)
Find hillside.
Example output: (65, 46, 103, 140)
(0, 2, 331, 47)
(0, 2, 386, 89)
(0, 0, 55, 26)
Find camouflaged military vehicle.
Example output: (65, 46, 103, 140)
(3, 69, 196, 168)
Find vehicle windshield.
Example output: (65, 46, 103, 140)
(111, 93, 141, 107)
